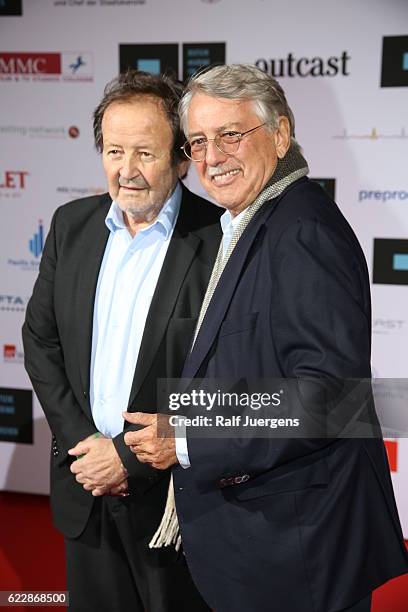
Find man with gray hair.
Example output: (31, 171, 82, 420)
(124, 64, 408, 611)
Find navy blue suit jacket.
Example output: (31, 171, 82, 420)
(173, 177, 408, 612)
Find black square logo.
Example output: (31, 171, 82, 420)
(312, 178, 336, 200)
(380, 36, 408, 87)
(373, 238, 408, 285)
(0, 388, 33, 444)
(182, 42, 226, 81)
(119, 44, 179, 78)
(0, 0, 22, 16)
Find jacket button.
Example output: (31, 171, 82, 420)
(234, 474, 250, 484)
(83, 391, 87, 398)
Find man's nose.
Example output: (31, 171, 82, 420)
(204, 139, 228, 166)
(120, 155, 140, 180)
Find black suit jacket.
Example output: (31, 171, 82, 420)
(173, 178, 408, 612)
(22, 184, 221, 545)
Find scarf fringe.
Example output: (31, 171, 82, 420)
(149, 475, 181, 551)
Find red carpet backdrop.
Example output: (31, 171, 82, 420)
(0, 0, 407, 548)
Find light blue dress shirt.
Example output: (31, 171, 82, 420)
(90, 183, 181, 438)
(175, 206, 246, 468)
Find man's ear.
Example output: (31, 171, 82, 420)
(178, 159, 191, 180)
(274, 116, 291, 159)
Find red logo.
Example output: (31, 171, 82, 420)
(0, 53, 61, 74)
(385, 439, 398, 472)
(4, 344, 16, 359)
(0, 171, 29, 189)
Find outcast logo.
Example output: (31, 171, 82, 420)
(256, 51, 351, 77)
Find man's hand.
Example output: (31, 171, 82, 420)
(68, 434, 128, 496)
(107, 481, 129, 497)
(123, 412, 178, 470)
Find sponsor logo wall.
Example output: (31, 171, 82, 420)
(0, 0, 407, 534)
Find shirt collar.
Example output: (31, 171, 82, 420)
(105, 181, 182, 239)
(220, 207, 247, 235)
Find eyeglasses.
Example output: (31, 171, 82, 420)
(181, 123, 267, 162)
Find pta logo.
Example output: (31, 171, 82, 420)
(256, 52, 351, 77)
(0, 294, 27, 312)
(381, 36, 408, 88)
(0, 170, 29, 189)
(120, 43, 226, 82)
(0, 52, 93, 82)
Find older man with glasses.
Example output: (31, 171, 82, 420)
(124, 64, 408, 612)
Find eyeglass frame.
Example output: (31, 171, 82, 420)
(180, 122, 267, 162)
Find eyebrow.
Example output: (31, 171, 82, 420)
(103, 142, 154, 150)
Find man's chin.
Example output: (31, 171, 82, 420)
(205, 186, 240, 210)
(116, 197, 148, 211)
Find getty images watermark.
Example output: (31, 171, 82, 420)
(167, 388, 300, 431)
(156, 378, 408, 439)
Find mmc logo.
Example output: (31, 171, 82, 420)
(29, 220, 44, 258)
(381, 36, 408, 87)
(0, 52, 93, 81)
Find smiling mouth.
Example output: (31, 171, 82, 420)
(211, 168, 241, 184)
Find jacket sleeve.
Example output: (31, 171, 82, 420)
(22, 207, 97, 460)
(113, 431, 166, 493)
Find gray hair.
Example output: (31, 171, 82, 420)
(179, 64, 296, 140)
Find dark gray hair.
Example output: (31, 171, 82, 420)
(93, 69, 186, 164)
(179, 64, 297, 140)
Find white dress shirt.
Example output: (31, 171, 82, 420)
(90, 183, 181, 438)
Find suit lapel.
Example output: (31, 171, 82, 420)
(127, 189, 201, 409)
(76, 194, 111, 415)
(183, 196, 282, 379)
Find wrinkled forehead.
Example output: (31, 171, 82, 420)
(186, 94, 259, 135)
